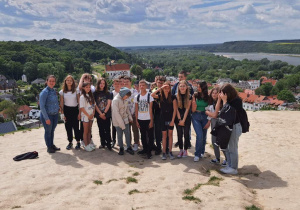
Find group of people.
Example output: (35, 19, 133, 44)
(39, 70, 245, 175)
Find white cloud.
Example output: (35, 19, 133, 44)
(238, 4, 257, 14)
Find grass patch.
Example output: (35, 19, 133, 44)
(183, 183, 202, 195)
(245, 205, 261, 210)
(93, 180, 103, 185)
(11, 206, 22, 209)
(132, 172, 140, 176)
(207, 176, 223, 186)
(126, 177, 138, 184)
(106, 179, 118, 183)
(182, 195, 201, 203)
(128, 189, 141, 195)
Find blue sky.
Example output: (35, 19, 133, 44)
(0, 0, 299, 47)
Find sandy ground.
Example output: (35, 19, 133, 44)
(0, 111, 299, 210)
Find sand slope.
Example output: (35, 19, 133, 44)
(0, 111, 299, 210)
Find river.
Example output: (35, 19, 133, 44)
(214, 52, 300, 66)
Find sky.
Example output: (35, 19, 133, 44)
(0, 0, 300, 47)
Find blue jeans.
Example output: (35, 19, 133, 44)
(115, 124, 131, 149)
(40, 113, 58, 148)
(192, 112, 208, 157)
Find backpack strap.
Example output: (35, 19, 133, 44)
(147, 92, 150, 103)
(137, 93, 140, 102)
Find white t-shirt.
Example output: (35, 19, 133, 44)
(134, 92, 154, 120)
(59, 89, 79, 107)
(80, 95, 95, 119)
(112, 90, 119, 98)
(126, 88, 138, 116)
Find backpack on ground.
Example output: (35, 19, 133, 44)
(13, 151, 39, 161)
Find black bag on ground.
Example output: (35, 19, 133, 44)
(13, 151, 39, 161)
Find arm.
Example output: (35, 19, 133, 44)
(135, 102, 140, 128)
(60, 95, 64, 114)
(149, 101, 153, 128)
(191, 95, 197, 113)
(77, 93, 81, 120)
(39, 90, 50, 123)
(113, 100, 126, 130)
(151, 88, 160, 99)
(182, 100, 192, 123)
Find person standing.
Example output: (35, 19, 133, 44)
(59, 75, 81, 150)
(192, 81, 210, 162)
(94, 78, 112, 150)
(124, 76, 140, 151)
(111, 87, 134, 155)
(135, 80, 154, 159)
(39, 75, 60, 153)
(111, 78, 121, 148)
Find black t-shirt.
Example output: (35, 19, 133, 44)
(159, 94, 176, 122)
(93, 91, 113, 118)
(177, 94, 192, 118)
(153, 91, 161, 115)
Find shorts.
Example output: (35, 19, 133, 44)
(81, 114, 93, 123)
(162, 121, 174, 131)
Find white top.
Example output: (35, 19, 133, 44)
(207, 104, 215, 120)
(112, 90, 119, 98)
(134, 92, 154, 120)
(126, 88, 138, 116)
(80, 95, 95, 117)
(59, 89, 79, 107)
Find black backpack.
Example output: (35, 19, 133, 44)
(13, 151, 39, 161)
(137, 92, 150, 103)
(239, 109, 250, 133)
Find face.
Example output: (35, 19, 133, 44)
(99, 80, 106, 90)
(178, 73, 185, 81)
(65, 77, 73, 86)
(119, 79, 125, 87)
(163, 85, 171, 94)
(139, 83, 146, 91)
(113, 81, 120, 90)
(124, 79, 131, 88)
(212, 90, 218, 100)
(179, 83, 187, 94)
(47, 77, 56, 88)
(156, 80, 164, 88)
(123, 95, 129, 100)
(83, 85, 91, 93)
(197, 84, 202, 93)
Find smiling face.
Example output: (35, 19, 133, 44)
(179, 82, 187, 94)
(83, 84, 91, 93)
(65, 77, 73, 87)
(178, 73, 186, 81)
(47, 77, 56, 89)
(124, 79, 131, 89)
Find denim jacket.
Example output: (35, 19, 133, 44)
(39, 86, 60, 120)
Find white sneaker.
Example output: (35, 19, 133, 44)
(220, 166, 230, 173)
(133, 144, 138, 151)
(194, 156, 200, 162)
(200, 154, 204, 158)
(85, 144, 93, 152)
(221, 167, 238, 175)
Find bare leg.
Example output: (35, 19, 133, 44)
(83, 122, 89, 146)
(162, 131, 167, 153)
(168, 130, 173, 152)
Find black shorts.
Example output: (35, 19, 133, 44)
(162, 121, 174, 131)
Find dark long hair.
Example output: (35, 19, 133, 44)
(208, 87, 220, 105)
(45, 75, 56, 87)
(81, 83, 95, 105)
(220, 84, 238, 102)
(95, 77, 108, 93)
(195, 81, 209, 102)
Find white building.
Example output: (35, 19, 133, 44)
(248, 80, 260, 90)
(105, 64, 131, 79)
(22, 74, 27, 82)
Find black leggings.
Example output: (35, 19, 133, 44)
(96, 117, 112, 148)
(64, 105, 80, 142)
(176, 117, 191, 150)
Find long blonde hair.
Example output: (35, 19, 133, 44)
(62, 75, 76, 93)
(177, 80, 189, 109)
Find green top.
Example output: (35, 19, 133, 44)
(196, 99, 208, 111)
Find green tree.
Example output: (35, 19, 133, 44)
(4, 104, 19, 121)
(23, 62, 38, 82)
(131, 64, 143, 79)
(0, 100, 14, 111)
(37, 63, 54, 79)
(277, 90, 296, 102)
(142, 69, 155, 81)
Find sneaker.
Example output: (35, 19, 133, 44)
(137, 150, 146, 155)
(194, 156, 200, 162)
(162, 153, 167, 160)
(126, 147, 134, 155)
(66, 143, 73, 150)
(221, 167, 238, 175)
(182, 150, 188, 158)
(169, 152, 175, 160)
(52, 145, 61, 151)
(80, 140, 85, 147)
(177, 150, 184, 158)
(133, 144, 138, 151)
(90, 143, 96, 150)
(220, 166, 230, 173)
(200, 154, 204, 158)
(118, 148, 124, 155)
(75, 143, 80, 150)
(210, 158, 220, 164)
(85, 144, 93, 152)
(47, 147, 56, 153)
(174, 142, 179, 148)
(221, 160, 227, 167)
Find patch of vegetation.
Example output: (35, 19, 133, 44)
(128, 189, 141, 195)
(132, 172, 140, 176)
(183, 184, 202, 195)
(207, 176, 223, 186)
(245, 205, 261, 210)
(93, 180, 103, 185)
(106, 179, 118, 183)
(182, 195, 201, 203)
(126, 177, 138, 184)
(11, 206, 22, 209)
